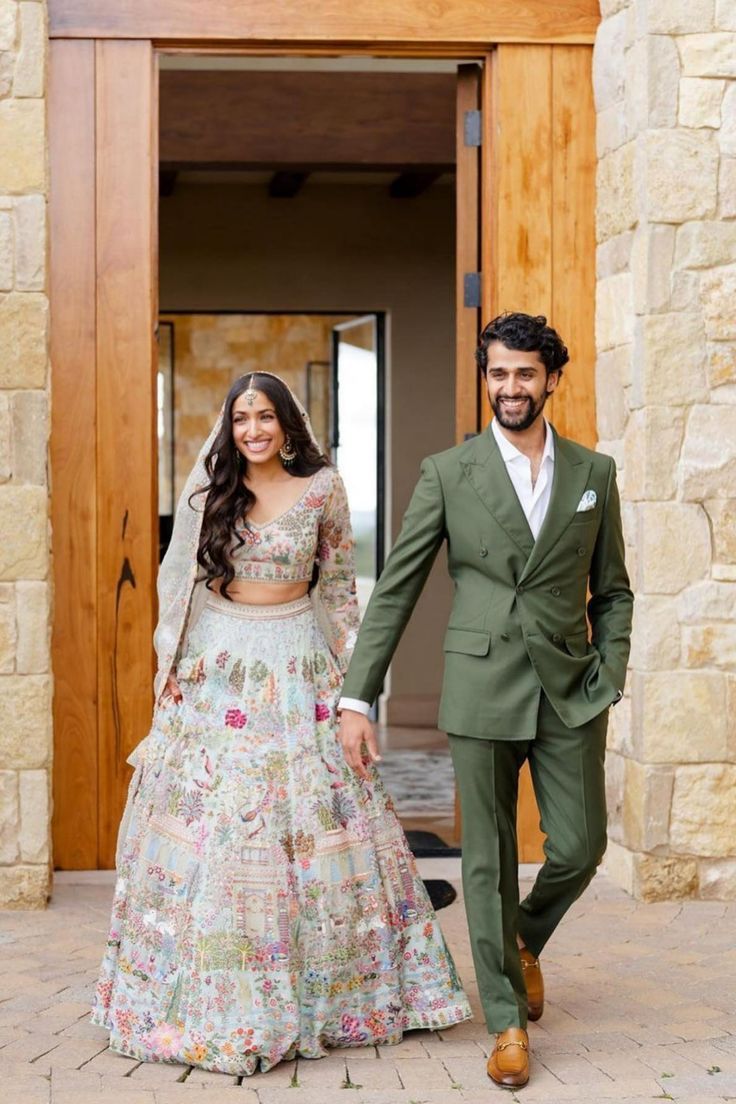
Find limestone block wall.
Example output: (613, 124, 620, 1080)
(0, 0, 50, 909)
(595, 0, 736, 900)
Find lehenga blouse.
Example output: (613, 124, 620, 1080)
(183, 465, 361, 675)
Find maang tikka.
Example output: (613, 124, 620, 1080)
(244, 375, 259, 406)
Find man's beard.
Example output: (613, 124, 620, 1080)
(491, 390, 549, 431)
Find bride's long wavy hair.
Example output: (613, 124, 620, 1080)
(191, 373, 329, 597)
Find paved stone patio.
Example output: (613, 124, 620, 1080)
(1, 861, 735, 1104)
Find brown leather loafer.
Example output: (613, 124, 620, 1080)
(487, 1027, 529, 1088)
(521, 947, 544, 1021)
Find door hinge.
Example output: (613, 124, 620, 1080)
(464, 109, 482, 147)
(464, 272, 481, 309)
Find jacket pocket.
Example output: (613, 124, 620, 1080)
(443, 627, 492, 656)
(564, 630, 590, 658)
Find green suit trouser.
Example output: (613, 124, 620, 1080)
(448, 695, 609, 1033)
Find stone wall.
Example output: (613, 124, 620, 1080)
(594, 0, 736, 900)
(0, 0, 50, 908)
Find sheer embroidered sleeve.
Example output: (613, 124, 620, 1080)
(316, 469, 361, 674)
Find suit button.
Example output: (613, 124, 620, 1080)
(551, 585, 561, 597)
(552, 632, 563, 644)
(500, 633, 510, 642)
(516, 584, 524, 594)
(577, 546, 586, 557)
(480, 547, 488, 557)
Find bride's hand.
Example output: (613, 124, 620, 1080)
(163, 674, 183, 704)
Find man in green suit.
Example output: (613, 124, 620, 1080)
(338, 312, 633, 1088)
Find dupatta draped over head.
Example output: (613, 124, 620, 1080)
(152, 372, 322, 701)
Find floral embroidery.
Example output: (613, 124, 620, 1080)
(224, 707, 247, 729)
(147, 1023, 185, 1059)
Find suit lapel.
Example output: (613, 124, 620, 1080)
(461, 427, 535, 557)
(519, 429, 592, 582)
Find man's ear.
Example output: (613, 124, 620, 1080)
(546, 370, 560, 395)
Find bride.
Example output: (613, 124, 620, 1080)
(91, 371, 471, 1075)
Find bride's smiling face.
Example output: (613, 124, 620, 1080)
(232, 390, 286, 467)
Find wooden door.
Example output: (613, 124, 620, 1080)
(50, 39, 158, 869)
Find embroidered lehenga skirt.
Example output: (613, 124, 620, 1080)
(91, 593, 471, 1074)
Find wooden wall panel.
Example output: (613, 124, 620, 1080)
(95, 40, 158, 867)
(49, 0, 600, 44)
(49, 40, 99, 870)
(549, 46, 597, 448)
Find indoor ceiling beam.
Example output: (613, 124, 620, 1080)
(268, 171, 309, 197)
(159, 71, 455, 169)
(389, 170, 442, 198)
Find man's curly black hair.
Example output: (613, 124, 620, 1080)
(475, 312, 570, 379)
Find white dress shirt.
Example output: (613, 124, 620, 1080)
(491, 416, 555, 539)
(339, 420, 555, 716)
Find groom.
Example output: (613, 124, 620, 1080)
(337, 312, 633, 1088)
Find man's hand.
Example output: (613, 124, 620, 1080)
(162, 674, 183, 704)
(338, 709, 382, 780)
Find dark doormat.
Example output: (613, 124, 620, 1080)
(406, 829, 461, 912)
(406, 829, 461, 859)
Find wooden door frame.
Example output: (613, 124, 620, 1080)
(48, 1, 599, 45)
(49, 1, 599, 868)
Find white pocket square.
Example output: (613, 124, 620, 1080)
(576, 490, 597, 512)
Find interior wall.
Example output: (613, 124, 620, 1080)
(159, 180, 455, 718)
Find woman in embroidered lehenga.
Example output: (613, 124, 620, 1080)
(91, 372, 471, 1075)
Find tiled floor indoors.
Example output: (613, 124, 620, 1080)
(1, 862, 735, 1104)
(376, 724, 457, 845)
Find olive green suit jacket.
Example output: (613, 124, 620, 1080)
(341, 424, 634, 738)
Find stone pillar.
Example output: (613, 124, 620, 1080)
(0, 0, 51, 908)
(595, 0, 736, 900)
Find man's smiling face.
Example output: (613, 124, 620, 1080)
(484, 341, 559, 432)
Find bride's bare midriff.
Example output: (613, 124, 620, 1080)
(211, 578, 310, 606)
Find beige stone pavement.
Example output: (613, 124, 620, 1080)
(1, 861, 735, 1104)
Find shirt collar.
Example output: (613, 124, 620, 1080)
(491, 416, 555, 466)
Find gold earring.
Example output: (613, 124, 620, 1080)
(279, 436, 297, 465)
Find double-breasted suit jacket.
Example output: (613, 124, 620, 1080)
(341, 423, 634, 738)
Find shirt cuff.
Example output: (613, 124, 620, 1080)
(338, 697, 372, 716)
